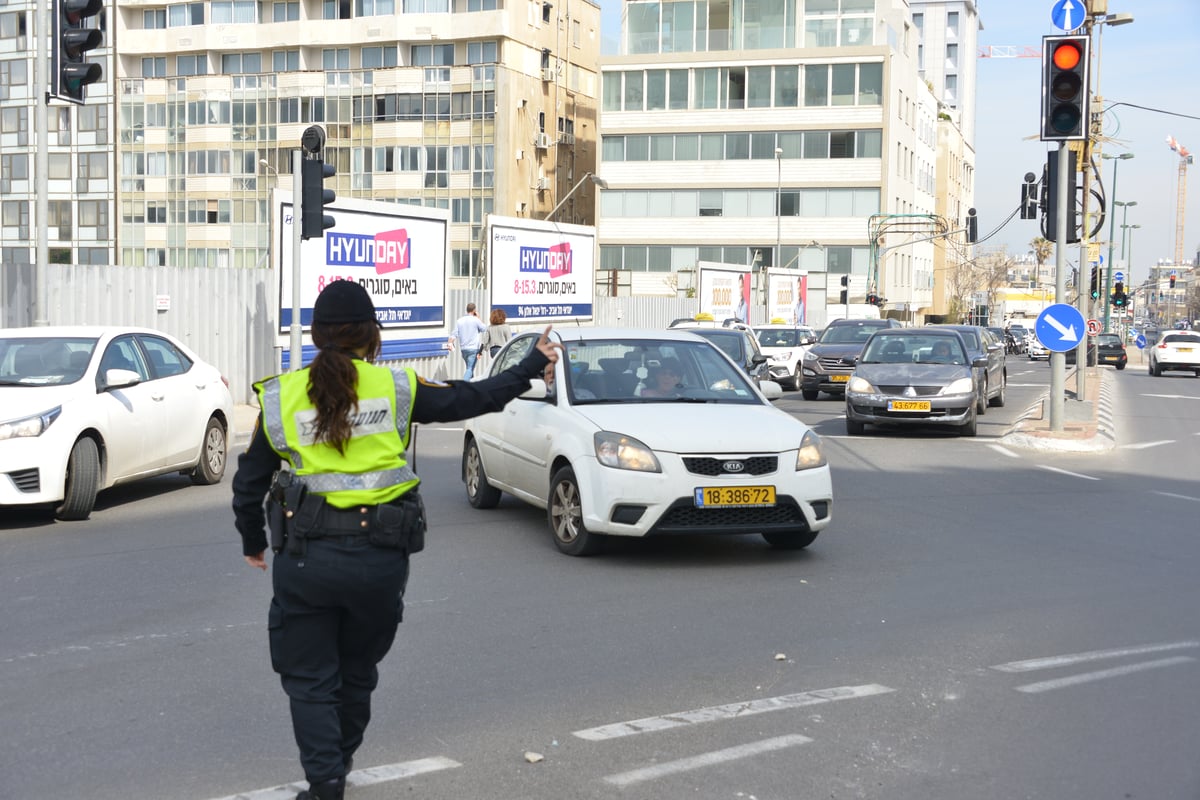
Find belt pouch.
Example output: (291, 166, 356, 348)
(369, 502, 407, 550)
(267, 499, 287, 553)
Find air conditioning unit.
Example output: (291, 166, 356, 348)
(541, 67, 556, 82)
(534, 132, 552, 149)
(535, 177, 550, 191)
(559, 133, 575, 146)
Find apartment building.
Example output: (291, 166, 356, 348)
(0, 0, 600, 286)
(596, 0, 944, 325)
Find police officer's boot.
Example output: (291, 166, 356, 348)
(295, 776, 345, 800)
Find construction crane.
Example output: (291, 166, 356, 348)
(1167, 135, 1192, 266)
(977, 46, 1041, 58)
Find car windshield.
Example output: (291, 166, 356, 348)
(687, 330, 745, 363)
(860, 335, 967, 365)
(0, 336, 97, 386)
(819, 324, 881, 344)
(1097, 334, 1122, 345)
(553, 337, 761, 405)
(757, 329, 800, 347)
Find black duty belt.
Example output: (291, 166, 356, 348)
(318, 504, 376, 534)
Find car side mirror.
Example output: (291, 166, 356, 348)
(521, 378, 548, 400)
(971, 356, 988, 368)
(102, 368, 141, 390)
(751, 354, 768, 365)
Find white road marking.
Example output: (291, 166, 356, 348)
(987, 444, 1021, 458)
(1141, 393, 1200, 401)
(991, 640, 1200, 673)
(1035, 465, 1100, 481)
(1119, 440, 1176, 450)
(1015, 656, 1196, 694)
(603, 734, 813, 788)
(206, 757, 462, 800)
(572, 684, 893, 741)
(1152, 490, 1200, 504)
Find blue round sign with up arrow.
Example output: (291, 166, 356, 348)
(1036, 303, 1087, 353)
(1051, 0, 1086, 31)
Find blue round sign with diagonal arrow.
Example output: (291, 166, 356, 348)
(1036, 303, 1087, 353)
(1051, 0, 1086, 32)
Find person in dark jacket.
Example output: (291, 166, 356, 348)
(232, 280, 557, 800)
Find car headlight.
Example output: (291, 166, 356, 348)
(775, 350, 792, 360)
(795, 430, 826, 470)
(943, 377, 974, 395)
(802, 350, 819, 362)
(594, 432, 661, 472)
(846, 376, 875, 393)
(0, 406, 62, 441)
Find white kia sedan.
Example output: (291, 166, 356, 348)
(0, 326, 234, 520)
(461, 327, 833, 556)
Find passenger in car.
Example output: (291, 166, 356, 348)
(640, 358, 684, 397)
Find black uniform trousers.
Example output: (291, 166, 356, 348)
(269, 535, 410, 783)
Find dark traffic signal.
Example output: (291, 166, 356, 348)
(1041, 35, 1090, 142)
(1090, 266, 1099, 300)
(839, 274, 848, 305)
(1111, 280, 1127, 308)
(1043, 150, 1078, 243)
(52, 0, 104, 104)
(300, 125, 336, 239)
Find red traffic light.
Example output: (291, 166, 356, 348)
(1052, 41, 1082, 70)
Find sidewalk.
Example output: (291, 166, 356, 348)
(999, 366, 1116, 453)
(231, 401, 261, 445)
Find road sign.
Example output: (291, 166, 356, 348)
(1086, 318, 1100, 336)
(1135, 334, 1147, 349)
(1051, 0, 1086, 32)
(1114, 270, 1125, 282)
(1036, 303, 1086, 352)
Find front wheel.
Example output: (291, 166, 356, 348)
(801, 389, 820, 401)
(190, 417, 227, 485)
(976, 378, 987, 415)
(464, 439, 502, 509)
(57, 437, 100, 521)
(989, 376, 1006, 407)
(846, 418, 865, 435)
(959, 411, 978, 437)
(548, 466, 604, 556)
(763, 530, 819, 550)
(791, 366, 803, 390)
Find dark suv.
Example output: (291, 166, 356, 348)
(685, 327, 770, 386)
(800, 318, 902, 400)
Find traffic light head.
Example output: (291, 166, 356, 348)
(1090, 266, 1099, 299)
(301, 158, 337, 239)
(1041, 35, 1090, 142)
(52, 0, 105, 104)
(839, 274, 848, 305)
(1111, 280, 1126, 308)
(1169, 273, 1177, 289)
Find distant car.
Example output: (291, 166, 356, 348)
(929, 324, 1007, 412)
(1006, 325, 1030, 354)
(677, 327, 771, 387)
(0, 326, 234, 520)
(1095, 333, 1128, 369)
(844, 327, 986, 437)
(462, 327, 831, 556)
(799, 318, 903, 400)
(1027, 338, 1049, 360)
(1148, 330, 1200, 377)
(754, 324, 817, 390)
(1064, 340, 1098, 367)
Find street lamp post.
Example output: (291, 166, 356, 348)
(1101, 152, 1134, 332)
(546, 172, 609, 221)
(1122, 222, 1140, 318)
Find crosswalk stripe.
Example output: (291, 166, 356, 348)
(991, 640, 1200, 673)
(205, 756, 462, 800)
(1015, 656, 1195, 693)
(603, 734, 813, 787)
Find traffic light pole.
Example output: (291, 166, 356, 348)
(1049, 144, 1070, 432)
(290, 149, 304, 371)
(34, 0, 49, 326)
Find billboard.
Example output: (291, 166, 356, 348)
(274, 191, 449, 332)
(487, 215, 595, 323)
(696, 262, 752, 323)
(767, 269, 808, 326)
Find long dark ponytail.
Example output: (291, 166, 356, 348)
(307, 321, 382, 454)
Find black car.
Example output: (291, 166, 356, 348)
(1095, 333, 1128, 369)
(684, 327, 771, 386)
(799, 318, 903, 400)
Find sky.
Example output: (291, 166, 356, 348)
(595, 0, 1200, 285)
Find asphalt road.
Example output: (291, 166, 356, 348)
(2, 359, 1199, 800)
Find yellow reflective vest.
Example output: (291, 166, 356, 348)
(255, 360, 419, 508)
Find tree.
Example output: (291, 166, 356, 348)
(1030, 236, 1053, 267)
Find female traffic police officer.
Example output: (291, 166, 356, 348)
(232, 280, 558, 800)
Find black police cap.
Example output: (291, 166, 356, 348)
(312, 280, 381, 327)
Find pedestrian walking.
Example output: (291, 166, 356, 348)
(478, 308, 513, 361)
(231, 280, 558, 800)
(449, 302, 487, 380)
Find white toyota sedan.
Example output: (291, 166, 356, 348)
(0, 326, 234, 520)
(461, 327, 833, 556)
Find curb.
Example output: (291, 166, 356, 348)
(999, 368, 1116, 453)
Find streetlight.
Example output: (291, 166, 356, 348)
(545, 172, 608, 221)
(1122, 222, 1141, 318)
(1101, 151, 1134, 331)
(775, 146, 783, 271)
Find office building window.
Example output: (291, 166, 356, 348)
(144, 9, 166, 28)
(169, 3, 204, 26)
(142, 57, 167, 77)
(222, 53, 262, 73)
(356, 0, 395, 15)
(272, 1, 299, 20)
(176, 55, 207, 76)
(467, 41, 498, 64)
(212, 0, 258, 24)
(273, 50, 299, 72)
(362, 46, 398, 68)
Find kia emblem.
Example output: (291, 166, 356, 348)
(723, 461, 745, 473)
